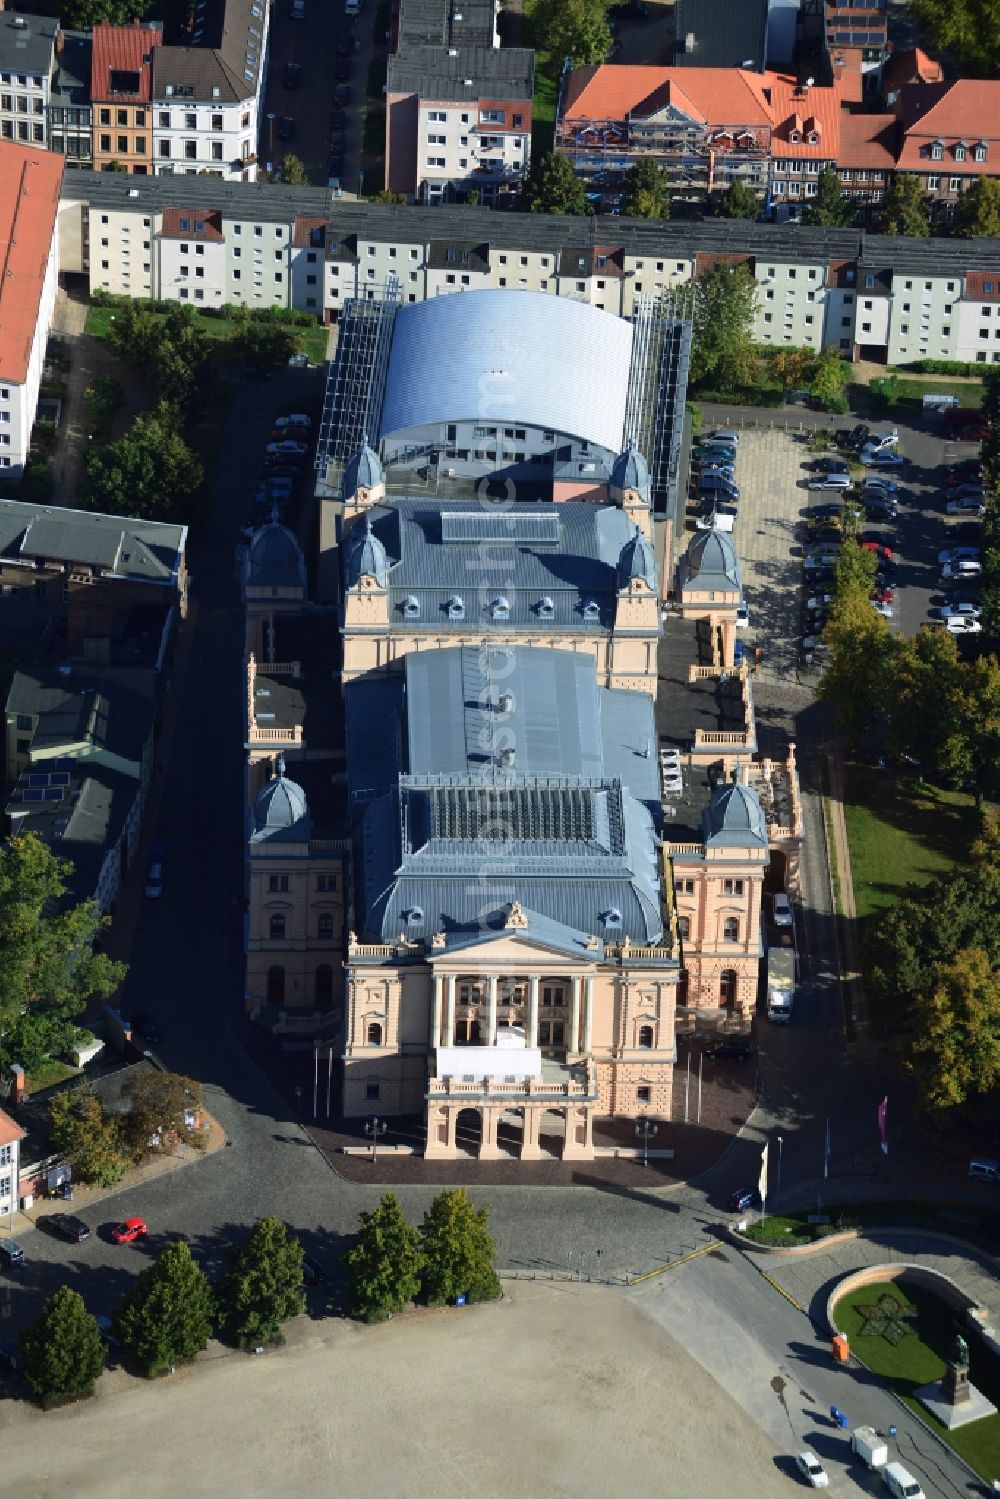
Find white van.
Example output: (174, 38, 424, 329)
(882, 1461, 925, 1499)
(969, 1157, 1000, 1183)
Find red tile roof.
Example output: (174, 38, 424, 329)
(0, 145, 63, 385)
(882, 46, 943, 95)
(0, 1106, 26, 1147)
(561, 65, 775, 129)
(765, 74, 843, 158)
(159, 207, 224, 241)
(896, 81, 1000, 171)
(694, 251, 753, 277)
(292, 216, 328, 248)
(90, 19, 161, 104)
(964, 272, 1000, 302)
(837, 110, 897, 170)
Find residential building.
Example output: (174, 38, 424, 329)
(823, 0, 888, 102)
(0, 145, 62, 476)
(151, 0, 268, 183)
(673, 0, 770, 70)
(835, 108, 895, 224)
(0, 11, 56, 149)
(895, 81, 1000, 225)
(89, 19, 160, 175)
(765, 75, 842, 216)
(3, 667, 156, 912)
(880, 46, 942, 103)
(48, 30, 94, 168)
(158, 205, 226, 305)
(0, 1108, 26, 1222)
(386, 0, 532, 204)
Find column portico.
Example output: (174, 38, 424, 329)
(528, 975, 540, 1048)
(583, 975, 594, 1053)
(431, 973, 443, 1047)
(445, 973, 456, 1046)
(570, 975, 582, 1054)
(487, 974, 498, 1045)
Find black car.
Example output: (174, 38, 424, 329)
(51, 1213, 91, 1243)
(334, 83, 350, 106)
(811, 456, 849, 474)
(277, 115, 295, 141)
(837, 422, 869, 450)
(329, 109, 345, 129)
(130, 1009, 161, 1044)
(0, 1240, 24, 1270)
(284, 61, 302, 88)
(334, 58, 350, 82)
(703, 1039, 752, 1061)
(301, 1256, 329, 1286)
(805, 502, 846, 519)
(862, 499, 897, 519)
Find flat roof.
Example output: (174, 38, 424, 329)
(387, 44, 533, 101)
(0, 11, 58, 74)
(0, 145, 62, 385)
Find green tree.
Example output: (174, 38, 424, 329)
(83, 403, 204, 522)
(121, 1068, 204, 1161)
(102, 159, 129, 173)
(522, 151, 590, 215)
(715, 178, 760, 220)
(528, 0, 612, 64)
(48, 1086, 128, 1187)
(621, 157, 670, 219)
(419, 1188, 501, 1306)
(115, 1241, 215, 1376)
(371, 189, 406, 204)
(818, 543, 895, 741)
(764, 347, 817, 390)
(956, 176, 1000, 237)
(877, 173, 931, 237)
(886, 625, 964, 773)
(230, 307, 297, 371)
(105, 304, 210, 415)
(909, 0, 1000, 77)
(801, 166, 855, 228)
(810, 349, 849, 412)
(216, 1216, 305, 1349)
(20, 1286, 105, 1408)
(689, 262, 759, 390)
(277, 153, 309, 186)
(344, 1192, 423, 1323)
(910, 948, 1000, 1111)
(0, 833, 125, 1074)
(65, 0, 142, 24)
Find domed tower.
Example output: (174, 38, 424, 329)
(342, 434, 385, 531)
(242, 512, 308, 657)
(613, 524, 660, 647)
(341, 513, 391, 644)
(250, 756, 312, 845)
(678, 526, 743, 668)
(609, 439, 651, 538)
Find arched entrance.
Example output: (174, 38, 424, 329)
(538, 1108, 566, 1159)
(454, 1107, 482, 1157)
(496, 1108, 524, 1158)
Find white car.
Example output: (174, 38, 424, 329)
(707, 428, 739, 446)
(871, 599, 894, 618)
(939, 546, 981, 565)
(939, 603, 981, 622)
(696, 509, 735, 532)
(942, 560, 982, 579)
(772, 893, 793, 928)
(275, 413, 312, 430)
(946, 616, 982, 633)
(794, 1451, 829, 1488)
(735, 600, 749, 628)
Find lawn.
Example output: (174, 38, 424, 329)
(834, 1280, 1000, 1481)
(844, 763, 978, 926)
(871, 374, 986, 417)
(532, 65, 558, 156)
(25, 1058, 79, 1093)
(85, 302, 330, 365)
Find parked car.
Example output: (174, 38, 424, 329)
(871, 599, 894, 618)
(704, 1039, 752, 1060)
(810, 456, 849, 474)
(334, 57, 350, 81)
(804, 550, 842, 569)
(805, 502, 847, 519)
(735, 599, 749, 628)
(948, 466, 985, 486)
(50, 1214, 91, 1244)
(334, 83, 350, 105)
(953, 422, 989, 441)
(808, 530, 843, 550)
(698, 460, 736, 478)
(111, 1216, 148, 1245)
(130, 1009, 161, 1044)
(836, 422, 869, 450)
(694, 442, 736, 461)
(284, 61, 301, 87)
(862, 498, 898, 520)
(808, 472, 852, 491)
(942, 559, 982, 579)
(806, 593, 834, 612)
(860, 446, 905, 467)
(144, 839, 166, 898)
(946, 615, 982, 633)
(870, 585, 895, 604)
(0, 1240, 25, 1270)
(266, 440, 309, 457)
(794, 1451, 829, 1488)
(771, 892, 793, 928)
(706, 427, 740, 446)
(939, 546, 982, 565)
(949, 482, 986, 499)
(938, 602, 981, 622)
(699, 477, 740, 501)
(277, 115, 295, 140)
(947, 496, 986, 516)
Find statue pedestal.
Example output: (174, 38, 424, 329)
(916, 1377, 996, 1431)
(943, 1363, 971, 1405)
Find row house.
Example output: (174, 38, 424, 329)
(765, 75, 842, 215)
(0, 11, 56, 150)
(89, 20, 160, 175)
(894, 81, 999, 226)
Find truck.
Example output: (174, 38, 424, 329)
(766, 948, 796, 1023)
(851, 1425, 888, 1470)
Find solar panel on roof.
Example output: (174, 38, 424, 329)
(49, 773, 71, 787)
(440, 511, 561, 546)
(21, 789, 44, 802)
(27, 773, 49, 787)
(42, 788, 63, 802)
(53, 758, 77, 771)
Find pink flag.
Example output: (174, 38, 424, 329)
(878, 1096, 888, 1155)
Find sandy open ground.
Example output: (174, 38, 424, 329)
(1, 1282, 793, 1499)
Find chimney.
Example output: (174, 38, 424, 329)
(10, 1064, 25, 1109)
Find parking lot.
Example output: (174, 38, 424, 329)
(680, 415, 985, 685)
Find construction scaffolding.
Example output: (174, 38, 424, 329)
(625, 288, 694, 519)
(315, 277, 401, 492)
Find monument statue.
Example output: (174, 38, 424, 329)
(949, 1333, 970, 1371)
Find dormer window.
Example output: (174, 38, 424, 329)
(603, 908, 622, 929)
(446, 595, 465, 619)
(491, 596, 510, 621)
(789, 130, 800, 144)
(955, 144, 966, 162)
(537, 596, 554, 618)
(807, 131, 818, 145)
(406, 906, 424, 926)
(582, 598, 600, 621)
(402, 595, 420, 619)
(975, 144, 988, 163)
(931, 142, 943, 161)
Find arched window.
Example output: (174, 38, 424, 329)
(719, 970, 738, 1007)
(638, 1024, 654, 1049)
(270, 913, 286, 940)
(723, 916, 740, 942)
(317, 913, 334, 940)
(367, 1022, 383, 1045)
(677, 915, 690, 940)
(267, 965, 285, 1004)
(315, 965, 333, 1007)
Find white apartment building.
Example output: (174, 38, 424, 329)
(0, 145, 62, 476)
(0, 12, 56, 149)
(224, 214, 293, 306)
(158, 206, 227, 304)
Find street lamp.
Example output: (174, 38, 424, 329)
(635, 1115, 658, 1168)
(365, 1115, 387, 1163)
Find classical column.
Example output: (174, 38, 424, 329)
(487, 974, 498, 1046)
(528, 975, 540, 1048)
(430, 972, 443, 1048)
(569, 975, 582, 1054)
(445, 973, 456, 1047)
(583, 975, 594, 1053)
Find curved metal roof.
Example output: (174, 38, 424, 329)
(378, 290, 634, 455)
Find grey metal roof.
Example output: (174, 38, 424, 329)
(703, 779, 768, 848)
(344, 515, 390, 587)
(345, 644, 665, 946)
(387, 44, 534, 102)
(680, 527, 741, 592)
(0, 498, 185, 585)
(250, 765, 312, 843)
(396, 0, 497, 49)
(5, 763, 136, 908)
(6, 669, 155, 765)
(49, 30, 92, 104)
(345, 498, 648, 633)
(673, 0, 768, 69)
(0, 12, 58, 75)
(343, 436, 384, 496)
(379, 290, 633, 456)
(246, 518, 305, 589)
(617, 525, 656, 589)
(610, 440, 650, 499)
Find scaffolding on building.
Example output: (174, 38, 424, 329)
(315, 277, 401, 493)
(625, 288, 694, 518)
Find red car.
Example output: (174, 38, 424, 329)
(870, 586, 894, 604)
(111, 1216, 148, 1244)
(948, 468, 985, 487)
(861, 540, 893, 560)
